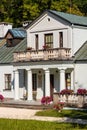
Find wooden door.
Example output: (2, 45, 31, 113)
(50, 74, 54, 97)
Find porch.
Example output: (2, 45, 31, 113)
(13, 66, 74, 101)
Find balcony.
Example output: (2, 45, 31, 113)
(14, 48, 71, 62)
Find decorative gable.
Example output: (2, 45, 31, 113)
(28, 12, 69, 32)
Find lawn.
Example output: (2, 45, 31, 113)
(36, 109, 87, 119)
(0, 118, 87, 130)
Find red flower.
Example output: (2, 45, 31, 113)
(77, 89, 87, 95)
(41, 96, 53, 105)
(60, 89, 73, 95)
(0, 94, 4, 101)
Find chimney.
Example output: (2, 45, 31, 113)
(0, 22, 12, 39)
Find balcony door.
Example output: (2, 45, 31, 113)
(59, 32, 63, 48)
(35, 34, 38, 50)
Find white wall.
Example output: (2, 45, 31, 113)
(74, 63, 87, 91)
(0, 65, 14, 98)
(27, 12, 70, 49)
(0, 23, 12, 38)
(72, 27, 87, 54)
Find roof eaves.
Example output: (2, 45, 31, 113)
(48, 10, 72, 25)
(26, 10, 48, 29)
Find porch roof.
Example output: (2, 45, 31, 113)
(0, 38, 27, 64)
(74, 41, 87, 62)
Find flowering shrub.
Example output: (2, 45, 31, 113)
(0, 94, 4, 101)
(54, 102, 65, 112)
(41, 96, 53, 105)
(77, 88, 87, 95)
(60, 89, 74, 95)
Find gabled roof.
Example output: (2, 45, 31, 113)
(49, 10, 87, 26)
(5, 28, 27, 38)
(27, 10, 87, 28)
(0, 38, 27, 63)
(74, 41, 87, 61)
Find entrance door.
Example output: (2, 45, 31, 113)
(32, 73, 37, 100)
(50, 74, 54, 97)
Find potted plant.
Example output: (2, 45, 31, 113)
(77, 88, 87, 95)
(43, 44, 49, 50)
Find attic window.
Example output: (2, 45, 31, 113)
(7, 39, 13, 47)
(48, 18, 50, 21)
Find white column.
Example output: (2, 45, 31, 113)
(59, 69, 66, 91)
(27, 69, 33, 101)
(44, 68, 50, 96)
(14, 70, 19, 100)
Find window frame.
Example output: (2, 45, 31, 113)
(59, 32, 63, 48)
(44, 33, 53, 48)
(4, 74, 11, 90)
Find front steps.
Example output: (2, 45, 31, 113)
(0, 99, 53, 110)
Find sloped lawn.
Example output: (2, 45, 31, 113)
(36, 109, 87, 119)
(0, 118, 87, 130)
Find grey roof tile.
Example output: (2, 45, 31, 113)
(49, 10, 87, 26)
(0, 38, 27, 63)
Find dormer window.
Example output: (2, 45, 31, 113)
(7, 38, 13, 47)
(44, 33, 53, 48)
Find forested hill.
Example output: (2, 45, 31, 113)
(0, 0, 87, 27)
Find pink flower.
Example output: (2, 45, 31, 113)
(60, 89, 73, 95)
(77, 89, 87, 95)
(41, 96, 53, 105)
(0, 94, 4, 101)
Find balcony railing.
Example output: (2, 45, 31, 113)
(14, 48, 71, 62)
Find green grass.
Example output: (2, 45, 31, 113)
(0, 118, 87, 130)
(36, 109, 87, 119)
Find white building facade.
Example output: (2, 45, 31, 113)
(1, 10, 87, 101)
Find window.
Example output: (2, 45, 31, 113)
(35, 34, 38, 50)
(45, 33, 53, 48)
(32, 74, 37, 91)
(4, 74, 11, 90)
(59, 32, 63, 48)
(65, 73, 71, 89)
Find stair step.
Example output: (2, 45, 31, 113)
(0, 102, 53, 110)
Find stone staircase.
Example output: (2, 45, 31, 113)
(0, 99, 53, 110)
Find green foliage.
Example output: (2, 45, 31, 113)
(0, 0, 86, 27)
(36, 109, 87, 119)
(0, 118, 87, 130)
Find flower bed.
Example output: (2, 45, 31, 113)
(53, 89, 87, 108)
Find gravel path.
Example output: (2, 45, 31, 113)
(0, 107, 87, 124)
(0, 107, 39, 119)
